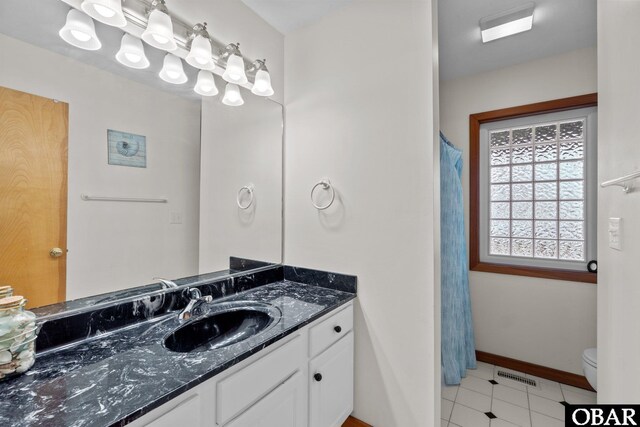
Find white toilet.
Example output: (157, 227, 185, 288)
(582, 348, 597, 391)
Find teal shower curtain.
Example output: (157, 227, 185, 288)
(440, 132, 476, 385)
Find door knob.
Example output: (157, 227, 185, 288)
(50, 248, 64, 258)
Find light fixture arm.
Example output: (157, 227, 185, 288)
(247, 59, 268, 73)
(219, 42, 242, 61)
(147, 0, 169, 15)
(186, 22, 211, 48)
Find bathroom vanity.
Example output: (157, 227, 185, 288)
(131, 301, 354, 427)
(0, 264, 356, 427)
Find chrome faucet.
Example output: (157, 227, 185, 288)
(179, 288, 212, 321)
(153, 277, 178, 289)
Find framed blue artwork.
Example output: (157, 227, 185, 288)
(107, 129, 147, 168)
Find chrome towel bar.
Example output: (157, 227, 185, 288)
(81, 194, 168, 203)
(600, 170, 640, 193)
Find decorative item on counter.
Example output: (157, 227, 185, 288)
(0, 296, 37, 381)
(0, 285, 12, 299)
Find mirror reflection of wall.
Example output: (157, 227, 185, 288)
(0, 0, 283, 310)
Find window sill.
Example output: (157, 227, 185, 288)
(471, 261, 597, 284)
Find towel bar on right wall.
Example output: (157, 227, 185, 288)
(600, 170, 640, 193)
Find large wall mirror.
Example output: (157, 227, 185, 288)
(0, 0, 283, 312)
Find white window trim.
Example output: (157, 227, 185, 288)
(479, 107, 598, 271)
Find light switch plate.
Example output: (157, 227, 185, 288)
(170, 212, 183, 224)
(608, 217, 622, 250)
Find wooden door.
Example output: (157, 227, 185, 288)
(309, 332, 354, 427)
(0, 86, 68, 308)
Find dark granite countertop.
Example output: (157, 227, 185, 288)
(0, 281, 355, 427)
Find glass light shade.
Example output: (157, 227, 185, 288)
(116, 34, 150, 69)
(159, 54, 187, 84)
(251, 69, 274, 97)
(222, 54, 248, 84)
(59, 9, 102, 51)
(141, 9, 177, 51)
(186, 35, 215, 70)
(81, 0, 126, 27)
(222, 83, 244, 106)
(194, 70, 219, 97)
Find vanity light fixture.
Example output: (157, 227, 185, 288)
(59, 9, 102, 51)
(186, 23, 215, 71)
(194, 70, 219, 96)
(141, 0, 177, 51)
(58, 1, 274, 102)
(116, 34, 150, 69)
(159, 53, 188, 84)
(80, 0, 126, 28)
(480, 2, 535, 43)
(222, 83, 244, 106)
(248, 59, 274, 97)
(221, 43, 248, 85)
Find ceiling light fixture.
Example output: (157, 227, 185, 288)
(248, 59, 274, 97)
(59, 9, 102, 51)
(222, 83, 244, 106)
(186, 23, 215, 71)
(81, 0, 126, 28)
(159, 53, 187, 84)
(141, 0, 177, 51)
(480, 2, 535, 43)
(221, 43, 248, 85)
(194, 70, 219, 96)
(116, 34, 150, 69)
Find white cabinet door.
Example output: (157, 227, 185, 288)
(225, 372, 305, 427)
(309, 332, 354, 427)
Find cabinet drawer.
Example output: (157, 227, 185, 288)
(217, 335, 303, 425)
(145, 394, 201, 427)
(225, 372, 304, 427)
(309, 304, 353, 358)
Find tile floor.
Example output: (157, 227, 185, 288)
(442, 362, 597, 427)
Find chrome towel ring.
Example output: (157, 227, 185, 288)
(311, 179, 335, 210)
(237, 184, 254, 209)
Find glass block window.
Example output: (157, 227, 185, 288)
(479, 107, 597, 271)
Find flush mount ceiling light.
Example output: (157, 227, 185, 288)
(59, 9, 102, 51)
(81, 0, 126, 28)
(248, 59, 274, 97)
(116, 34, 150, 69)
(222, 83, 244, 106)
(159, 53, 187, 84)
(186, 23, 215, 71)
(194, 70, 219, 96)
(480, 2, 535, 43)
(221, 43, 248, 85)
(141, 0, 177, 51)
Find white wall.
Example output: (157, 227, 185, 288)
(199, 96, 283, 272)
(0, 34, 201, 299)
(597, 1, 640, 402)
(440, 47, 598, 375)
(284, 2, 439, 426)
